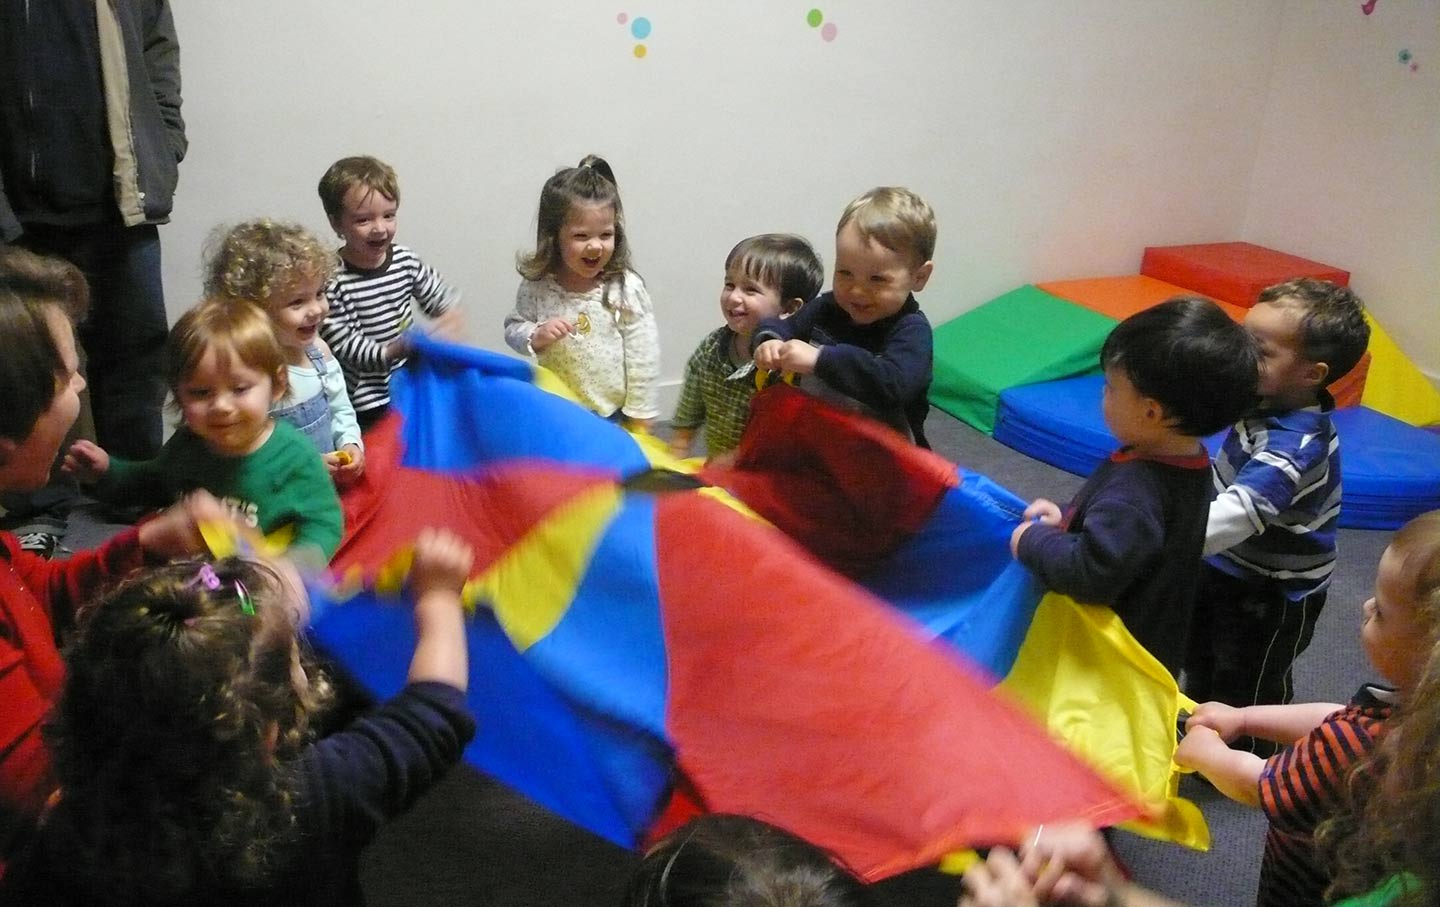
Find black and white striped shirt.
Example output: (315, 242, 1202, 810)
(320, 244, 459, 414)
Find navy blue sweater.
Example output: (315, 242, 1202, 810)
(753, 291, 933, 447)
(1015, 449, 1213, 674)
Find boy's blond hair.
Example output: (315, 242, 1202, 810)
(318, 156, 401, 225)
(837, 187, 937, 268)
(204, 220, 336, 306)
(166, 299, 288, 404)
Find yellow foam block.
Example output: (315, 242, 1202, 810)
(1360, 313, 1440, 427)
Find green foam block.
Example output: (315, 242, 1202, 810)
(929, 285, 1117, 434)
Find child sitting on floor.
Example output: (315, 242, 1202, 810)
(0, 530, 476, 906)
(1010, 298, 1257, 674)
(1177, 509, 1440, 907)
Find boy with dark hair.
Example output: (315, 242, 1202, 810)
(1011, 297, 1259, 673)
(1185, 279, 1371, 721)
(670, 234, 824, 458)
(752, 187, 936, 447)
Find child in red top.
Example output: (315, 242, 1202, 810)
(1177, 510, 1440, 907)
(0, 248, 222, 867)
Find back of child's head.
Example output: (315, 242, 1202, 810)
(623, 814, 870, 907)
(167, 299, 288, 400)
(42, 558, 333, 901)
(204, 219, 336, 305)
(0, 246, 89, 444)
(1100, 297, 1258, 437)
(725, 234, 825, 309)
(1256, 278, 1370, 386)
(318, 154, 401, 224)
(517, 153, 632, 282)
(837, 187, 936, 270)
(1388, 509, 1440, 642)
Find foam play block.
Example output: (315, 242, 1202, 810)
(1140, 243, 1349, 308)
(1036, 275, 1247, 323)
(1328, 350, 1370, 410)
(995, 373, 1440, 530)
(929, 285, 1117, 434)
(1359, 313, 1440, 427)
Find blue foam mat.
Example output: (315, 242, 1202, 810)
(994, 374, 1440, 530)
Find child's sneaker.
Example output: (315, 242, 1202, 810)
(17, 529, 61, 559)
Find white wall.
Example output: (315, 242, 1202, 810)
(165, 1, 1291, 404)
(1243, 0, 1439, 379)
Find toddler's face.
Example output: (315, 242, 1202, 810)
(177, 345, 282, 457)
(831, 222, 931, 326)
(1244, 301, 1320, 405)
(718, 265, 785, 337)
(268, 273, 329, 354)
(1, 307, 85, 492)
(334, 186, 398, 269)
(555, 202, 615, 291)
(1361, 544, 1430, 692)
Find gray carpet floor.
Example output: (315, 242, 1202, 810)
(59, 406, 1389, 907)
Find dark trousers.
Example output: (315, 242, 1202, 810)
(1184, 562, 1327, 751)
(1, 224, 168, 531)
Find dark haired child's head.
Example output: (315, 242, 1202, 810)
(167, 300, 288, 457)
(318, 155, 401, 270)
(1099, 297, 1258, 448)
(205, 220, 337, 359)
(624, 815, 869, 907)
(832, 187, 935, 327)
(0, 247, 89, 492)
(720, 234, 824, 339)
(517, 154, 632, 290)
(1247, 278, 1369, 409)
(44, 557, 333, 898)
(1362, 510, 1440, 695)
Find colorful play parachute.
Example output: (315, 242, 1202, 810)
(310, 337, 1203, 881)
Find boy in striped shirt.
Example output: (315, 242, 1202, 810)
(1184, 279, 1370, 724)
(317, 156, 463, 429)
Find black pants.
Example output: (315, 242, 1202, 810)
(1184, 563, 1327, 752)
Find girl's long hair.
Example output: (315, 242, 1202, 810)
(40, 558, 333, 904)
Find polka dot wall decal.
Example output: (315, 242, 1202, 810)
(631, 17, 651, 40)
(617, 12, 650, 59)
(1399, 49, 1412, 63)
(806, 7, 837, 43)
(634, 44, 647, 58)
(617, 12, 628, 24)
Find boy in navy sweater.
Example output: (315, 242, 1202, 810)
(1011, 298, 1258, 674)
(752, 187, 935, 446)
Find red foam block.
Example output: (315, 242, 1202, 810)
(1141, 242, 1349, 308)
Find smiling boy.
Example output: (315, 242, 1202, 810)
(317, 156, 462, 429)
(670, 234, 823, 458)
(752, 187, 935, 447)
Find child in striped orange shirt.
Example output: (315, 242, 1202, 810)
(1175, 510, 1440, 907)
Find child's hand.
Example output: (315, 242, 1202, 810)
(384, 334, 414, 364)
(772, 340, 820, 375)
(62, 439, 110, 483)
(410, 528, 475, 602)
(1021, 822, 1121, 907)
(530, 318, 574, 353)
(1174, 724, 1228, 771)
(960, 848, 1038, 907)
(1024, 498, 1063, 525)
(325, 444, 366, 486)
(136, 490, 231, 559)
(1186, 701, 1244, 742)
(428, 307, 465, 341)
(753, 338, 784, 372)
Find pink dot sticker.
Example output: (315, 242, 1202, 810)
(821, 22, 838, 41)
(617, 12, 628, 24)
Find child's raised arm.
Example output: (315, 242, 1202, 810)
(407, 528, 474, 691)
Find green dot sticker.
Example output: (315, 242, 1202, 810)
(807, 8, 823, 27)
